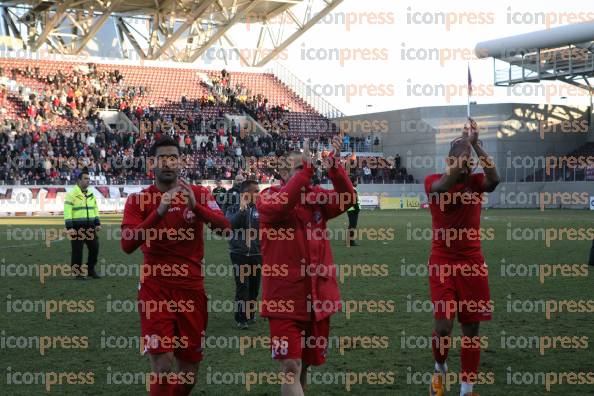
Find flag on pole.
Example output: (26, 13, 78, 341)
(467, 64, 473, 97)
(467, 63, 472, 118)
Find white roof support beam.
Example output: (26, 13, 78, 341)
(186, 0, 263, 63)
(149, 0, 217, 60)
(256, 0, 342, 66)
(31, 0, 75, 51)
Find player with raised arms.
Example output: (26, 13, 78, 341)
(425, 119, 500, 396)
(257, 135, 355, 396)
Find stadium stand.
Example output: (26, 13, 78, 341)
(522, 142, 594, 182)
(0, 58, 406, 186)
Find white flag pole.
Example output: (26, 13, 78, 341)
(467, 63, 471, 119)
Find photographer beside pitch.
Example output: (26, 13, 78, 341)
(425, 119, 500, 396)
(257, 135, 355, 396)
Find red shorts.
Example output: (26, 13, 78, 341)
(138, 279, 207, 363)
(268, 317, 330, 366)
(428, 256, 492, 323)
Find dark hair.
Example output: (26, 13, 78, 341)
(448, 138, 470, 157)
(149, 137, 180, 156)
(77, 167, 89, 180)
(240, 180, 258, 193)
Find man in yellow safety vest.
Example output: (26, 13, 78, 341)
(64, 167, 101, 279)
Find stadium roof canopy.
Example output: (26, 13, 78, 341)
(475, 21, 594, 93)
(0, 0, 343, 66)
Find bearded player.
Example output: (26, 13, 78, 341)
(257, 135, 354, 396)
(425, 119, 500, 396)
(121, 137, 230, 396)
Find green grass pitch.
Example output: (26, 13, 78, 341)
(0, 209, 593, 395)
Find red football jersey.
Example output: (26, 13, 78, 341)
(424, 173, 486, 260)
(121, 184, 229, 290)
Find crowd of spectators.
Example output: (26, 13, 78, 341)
(210, 69, 290, 134)
(342, 134, 381, 152)
(0, 64, 414, 186)
(353, 156, 413, 184)
(2, 63, 146, 122)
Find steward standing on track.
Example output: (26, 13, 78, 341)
(64, 167, 101, 279)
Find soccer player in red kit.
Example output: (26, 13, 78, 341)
(257, 135, 354, 396)
(120, 137, 230, 396)
(425, 119, 500, 396)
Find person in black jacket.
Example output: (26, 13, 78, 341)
(589, 240, 594, 266)
(212, 179, 227, 207)
(223, 173, 245, 213)
(225, 180, 261, 329)
(347, 176, 360, 247)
